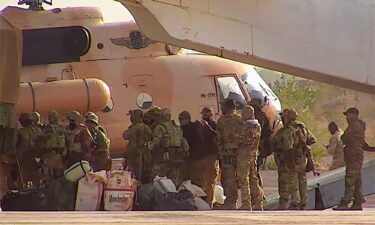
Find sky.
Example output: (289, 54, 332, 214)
(0, 0, 134, 23)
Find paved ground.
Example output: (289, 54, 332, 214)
(2, 211, 375, 225)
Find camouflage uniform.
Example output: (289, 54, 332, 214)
(288, 112, 316, 209)
(217, 100, 242, 209)
(16, 112, 42, 187)
(65, 111, 94, 167)
(237, 106, 263, 210)
(38, 110, 66, 182)
(31, 111, 43, 129)
(271, 110, 296, 209)
(144, 106, 162, 132)
(334, 107, 366, 210)
(123, 110, 153, 183)
(85, 113, 111, 172)
(149, 108, 189, 186)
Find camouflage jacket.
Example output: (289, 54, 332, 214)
(65, 124, 94, 155)
(341, 118, 366, 151)
(216, 113, 243, 156)
(123, 122, 153, 157)
(290, 121, 317, 149)
(239, 119, 261, 157)
(90, 126, 110, 154)
(16, 125, 42, 154)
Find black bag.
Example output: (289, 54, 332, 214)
(154, 190, 197, 211)
(1, 186, 57, 211)
(134, 184, 155, 211)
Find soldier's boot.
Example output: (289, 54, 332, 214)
(239, 201, 252, 211)
(277, 202, 288, 210)
(332, 201, 350, 211)
(252, 204, 264, 211)
(299, 204, 306, 210)
(350, 198, 366, 211)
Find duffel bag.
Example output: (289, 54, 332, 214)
(154, 189, 196, 211)
(134, 184, 155, 211)
(64, 160, 91, 182)
(1, 187, 57, 211)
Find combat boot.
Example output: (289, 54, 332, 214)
(299, 204, 306, 210)
(239, 201, 252, 211)
(332, 200, 350, 211)
(349, 203, 363, 211)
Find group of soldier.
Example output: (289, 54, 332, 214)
(123, 100, 267, 210)
(9, 101, 370, 211)
(15, 110, 110, 188)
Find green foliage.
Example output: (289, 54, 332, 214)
(311, 146, 326, 162)
(272, 74, 319, 127)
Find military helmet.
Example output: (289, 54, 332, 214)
(160, 108, 171, 121)
(85, 113, 99, 125)
(148, 106, 162, 116)
(66, 111, 81, 121)
(282, 109, 298, 121)
(200, 107, 212, 114)
(31, 111, 41, 124)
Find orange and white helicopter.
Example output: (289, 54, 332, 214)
(1, 1, 281, 154)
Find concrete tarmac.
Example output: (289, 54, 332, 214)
(1, 211, 375, 225)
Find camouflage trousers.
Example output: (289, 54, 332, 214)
(220, 156, 237, 208)
(190, 154, 218, 207)
(274, 153, 289, 205)
(288, 157, 307, 207)
(342, 151, 364, 204)
(236, 149, 263, 209)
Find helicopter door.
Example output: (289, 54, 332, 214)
(128, 74, 154, 110)
(215, 75, 248, 114)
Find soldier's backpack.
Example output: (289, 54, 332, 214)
(160, 122, 186, 163)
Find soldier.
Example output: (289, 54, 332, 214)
(31, 111, 43, 129)
(85, 112, 111, 172)
(250, 100, 272, 190)
(179, 110, 218, 206)
(38, 110, 66, 183)
(144, 106, 162, 131)
(326, 122, 345, 170)
(237, 105, 264, 210)
(333, 107, 366, 210)
(271, 109, 294, 210)
(287, 109, 316, 210)
(65, 111, 94, 167)
(148, 108, 189, 186)
(84, 111, 107, 134)
(16, 112, 42, 187)
(123, 109, 153, 183)
(216, 99, 242, 209)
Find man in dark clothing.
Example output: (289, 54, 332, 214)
(179, 110, 218, 207)
(201, 107, 217, 130)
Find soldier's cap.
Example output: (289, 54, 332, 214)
(66, 111, 81, 121)
(343, 107, 359, 116)
(85, 113, 99, 125)
(178, 111, 191, 120)
(279, 109, 289, 117)
(200, 107, 213, 114)
(127, 109, 144, 117)
(242, 105, 254, 114)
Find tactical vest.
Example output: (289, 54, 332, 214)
(66, 125, 88, 153)
(160, 122, 186, 162)
(91, 128, 110, 153)
(46, 124, 66, 149)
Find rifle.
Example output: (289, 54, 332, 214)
(303, 146, 320, 176)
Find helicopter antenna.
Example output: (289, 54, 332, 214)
(18, 0, 52, 11)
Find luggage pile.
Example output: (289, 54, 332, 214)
(1, 160, 221, 211)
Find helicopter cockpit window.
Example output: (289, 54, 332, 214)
(22, 26, 90, 66)
(136, 92, 153, 110)
(216, 76, 247, 110)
